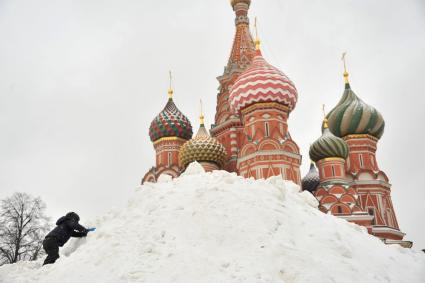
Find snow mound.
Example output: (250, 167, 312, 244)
(1, 169, 424, 283)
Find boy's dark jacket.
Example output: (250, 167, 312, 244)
(46, 215, 88, 246)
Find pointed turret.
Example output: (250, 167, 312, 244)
(212, 1, 256, 172)
(225, 0, 256, 75)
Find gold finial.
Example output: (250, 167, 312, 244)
(341, 52, 349, 84)
(168, 70, 173, 99)
(254, 17, 261, 50)
(199, 99, 205, 125)
(322, 104, 329, 129)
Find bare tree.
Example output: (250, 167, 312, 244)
(0, 193, 50, 266)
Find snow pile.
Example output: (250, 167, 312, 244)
(1, 163, 424, 283)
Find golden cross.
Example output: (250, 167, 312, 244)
(169, 70, 173, 90)
(200, 99, 205, 124)
(167, 70, 173, 98)
(254, 17, 260, 50)
(341, 52, 347, 73)
(254, 17, 258, 40)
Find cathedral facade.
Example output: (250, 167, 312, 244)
(142, 0, 410, 247)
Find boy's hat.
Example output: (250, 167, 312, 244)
(66, 212, 80, 222)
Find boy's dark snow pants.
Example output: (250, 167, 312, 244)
(43, 237, 60, 265)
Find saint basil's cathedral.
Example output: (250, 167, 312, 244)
(142, 0, 411, 247)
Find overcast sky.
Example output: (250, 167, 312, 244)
(0, 0, 424, 250)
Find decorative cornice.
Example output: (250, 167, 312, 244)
(210, 118, 243, 135)
(344, 134, 379, 142)
(237, 149, 301, 165)
(371, 226, 405, 237)
(318, 157, 346, 163)
(241, 102, 289, 116)
(153, 137, 187, 146)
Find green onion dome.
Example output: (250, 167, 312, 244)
(149, 94, 193, 142)
(301, 162, 320, 193)
(326, 83, 385, 139)
(179, 117, 227, 169)
(309, 120, 349, 162)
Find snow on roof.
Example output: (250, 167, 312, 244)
(1, 163, 424, 282)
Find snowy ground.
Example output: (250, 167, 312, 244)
(1, 162, 424, 283)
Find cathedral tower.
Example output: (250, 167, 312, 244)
(142, 78, 193, 183)
(326, 56, 406, 242)
(228, 24, 301, 183)
(309, 119, 369, 225)
(210, 0, 256, 172)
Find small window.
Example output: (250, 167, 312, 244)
(168, 152, 172, 166)
(337, 206, 343, 214)
(265, 122, 270, 137)
(331, 166, 336, 177)
(359, 155, 364, 168)
(368, 208, 376, 225)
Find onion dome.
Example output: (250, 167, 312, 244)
(309, 119, 349, 162)
(149, 89, 193, 142)
(229, 39, 298, 114)
(302, 162, 320, 193)
(326, 60, 385, 139)
(179, 113, 227, 169)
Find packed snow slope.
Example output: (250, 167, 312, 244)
(1, 163, 424, 283)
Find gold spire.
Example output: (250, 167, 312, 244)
(168, 70, 174, 99)
(341, 52, 349, 84)
(322, 104, 329, 129)
(254, 17, 261, 50)
(199, 99, 205, 125)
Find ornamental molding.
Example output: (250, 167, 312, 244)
(371, 226, 405, 237)
(241, 102, 289, 116)
(344, 134, 379, 142)
(338, 214, 374, 221)
(210, 118, 243, 135)
(153, 137, 188, 146)
(237, 149, 301, 164)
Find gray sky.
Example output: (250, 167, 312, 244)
(1, 0, 424, 250)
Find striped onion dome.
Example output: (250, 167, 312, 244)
(326, 83, 385, 139)
(302, 162, 320, 193)
(309, 120, 349, 162)
(149, 97, 193, 142)
(229, 49, 298, 114)
(179, 120, 227, 169)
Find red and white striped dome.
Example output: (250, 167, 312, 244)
(229, 50, 298, 113)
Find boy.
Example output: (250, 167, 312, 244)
(42, 212, 94, 265)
